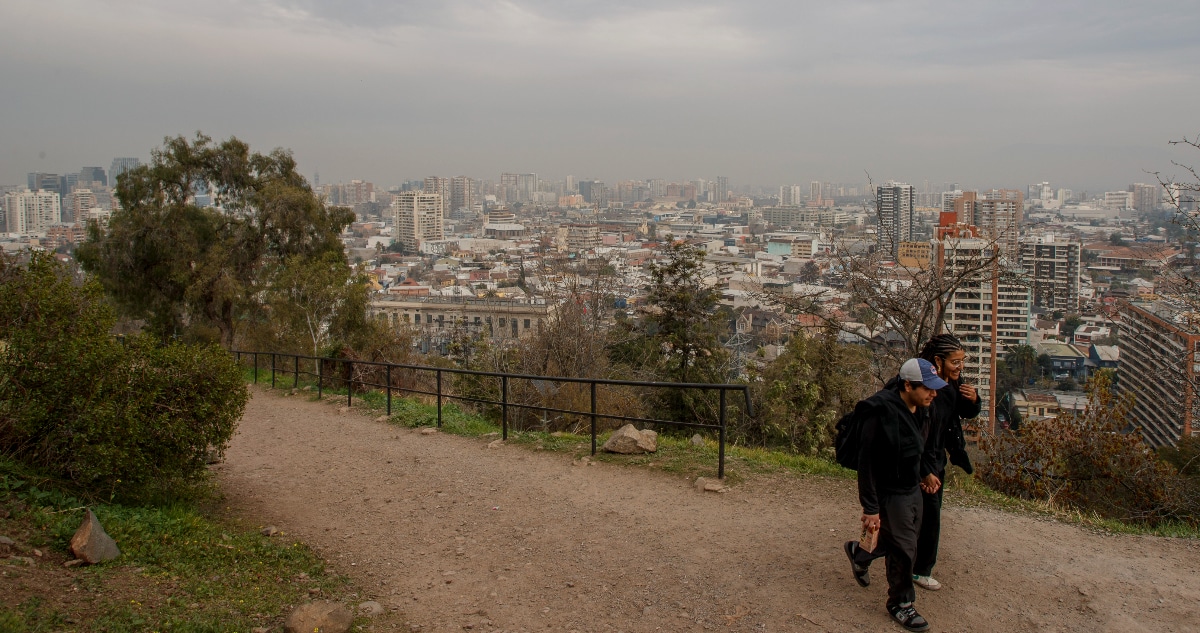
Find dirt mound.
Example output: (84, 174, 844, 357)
(216, 387, 1200, 632)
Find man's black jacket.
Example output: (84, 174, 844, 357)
(883, 375, 978, 477)
(856, 387, 928, 515)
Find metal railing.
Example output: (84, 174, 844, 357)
(233, 350, 752, 478)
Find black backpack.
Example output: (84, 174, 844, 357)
(834, 399, 876, 470)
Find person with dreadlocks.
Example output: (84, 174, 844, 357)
(912, 333, 979, 591)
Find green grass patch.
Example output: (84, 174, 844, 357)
(0, 458, 375, 632)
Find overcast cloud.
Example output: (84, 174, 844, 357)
(2, 0, 1198, 193)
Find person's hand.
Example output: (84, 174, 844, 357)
(861, 513, 880, 533)
(921, 473, 942, 494)
(959, 383, 977, 402)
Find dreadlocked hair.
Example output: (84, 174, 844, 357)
(919, 333, 965, 384)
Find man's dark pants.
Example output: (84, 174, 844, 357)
(853, 487, 923, 608)
(914, 473, 944, 577)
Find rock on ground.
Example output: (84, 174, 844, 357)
(602, 424, 657, 454)
(284, 601, 353, 633)
(68, 509, 120, 564)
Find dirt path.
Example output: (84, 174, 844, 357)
(216, 387, 1200, 633)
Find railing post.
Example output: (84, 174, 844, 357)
(436, 369, 443, 428)
(501, 375, 509, 440)
(294, 355, 299, 389)
(718, 388, 727, 480)
(271, 354, 276, 388)
(386, 365, 392, 417)
(590, 381, 597, 456)
(317, 357, 323, 399)
(347, 360, 352, 408)
(253, 353, 258, 384)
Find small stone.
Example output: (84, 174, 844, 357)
(69, 509, 121, 564)
(420, 428, 438, 435)
(487, 439, 504, 449)
(0, 536, 13, 557)
(602, 424, 657, 454)
(253, 627, 270, 633)
(359, 600, 385, 616)
(284, 601, 353, 633)
(338, 406, 351, 414)
(64, 559, 85, 569)
(309, 587, 322, 595)
(376, 415, 389, 422)
(690, 434, 704, 447)
(693, 477, 725, 493)
(9, 556, 33, 566)
(32, 549, 42, 557)
(262, 526, 280, 537)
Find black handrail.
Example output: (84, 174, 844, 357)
(232, 350, 753, 478)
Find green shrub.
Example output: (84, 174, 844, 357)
(0, 253, 247, 499)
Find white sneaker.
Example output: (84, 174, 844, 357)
(913, 575, 942, 591)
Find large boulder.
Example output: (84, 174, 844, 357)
(284, 601, 353, 633)
(602, 424, 658, 454)
(68, 509, 120, 564)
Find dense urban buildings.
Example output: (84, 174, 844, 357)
(391, 191, 444, 252)
(875, 181, 915, 258)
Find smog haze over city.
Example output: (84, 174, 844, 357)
(2, 0, 1199, 192)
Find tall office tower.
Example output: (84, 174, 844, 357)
(1129, 183, 1159, 215)
(809, 181, 822, 202)
(938, 235, 1030, 433)
(565, 175, 576, 193)
(391, 191, 444, 252)
(4, 190, 62, 234)
(1117, 298, 1200, 447)
(27, 173, 61, 198)
(78, 167, 107, 187)
(648, 179, 666, 198)
(109, 158, 141, 186)
(713, 176, 729, 203)
(1019, 235, 1081, 312)
(692, 179, 708, 202)
(68, 188, 98, 225)
(450, 176, 475, 214)
(875, 181, 915, 258)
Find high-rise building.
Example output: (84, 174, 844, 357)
(1117, 298, 1200, 447)
(938, 235, 1030, 433)
(809, 181, 822, 203)
(109, 158, 141, 186)
(714, 176, 729, 203)
(423, 176, 448, 198)
(450, 176, 475, 214)
(1129, 183, 1159, 215)
(1019, 235, 1081, 312)
(345, 180, 375, 205)
(779, 185, 803, 207)
(68, 188, 98, 225)
(4, 190, 62, 234)
(876, 181, 915, 258)
(78, 167, 107, 188)
(391, 191, 444, 252)
(26, 173, 61, 198)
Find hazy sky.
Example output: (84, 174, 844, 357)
(3, 0, 1199, 194)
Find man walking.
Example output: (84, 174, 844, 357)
(843, 358, 945, 632)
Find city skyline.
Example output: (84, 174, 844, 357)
(2, 1, 1199, 192)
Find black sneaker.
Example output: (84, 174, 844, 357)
(888, 603, 930, 632)
(843, 540, 870, 587)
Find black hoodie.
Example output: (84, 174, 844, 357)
(856, 386, 929, 515)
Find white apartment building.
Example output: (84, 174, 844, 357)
(3, 189, 61, 235)
(391, 191, 444, 252)
(938, 237, 1031, 433)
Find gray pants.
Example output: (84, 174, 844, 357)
(853, 487, 923, 607)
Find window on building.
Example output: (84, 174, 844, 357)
(524, 319, 531, 329)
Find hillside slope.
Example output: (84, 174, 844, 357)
(216, 387, 1199, 632)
